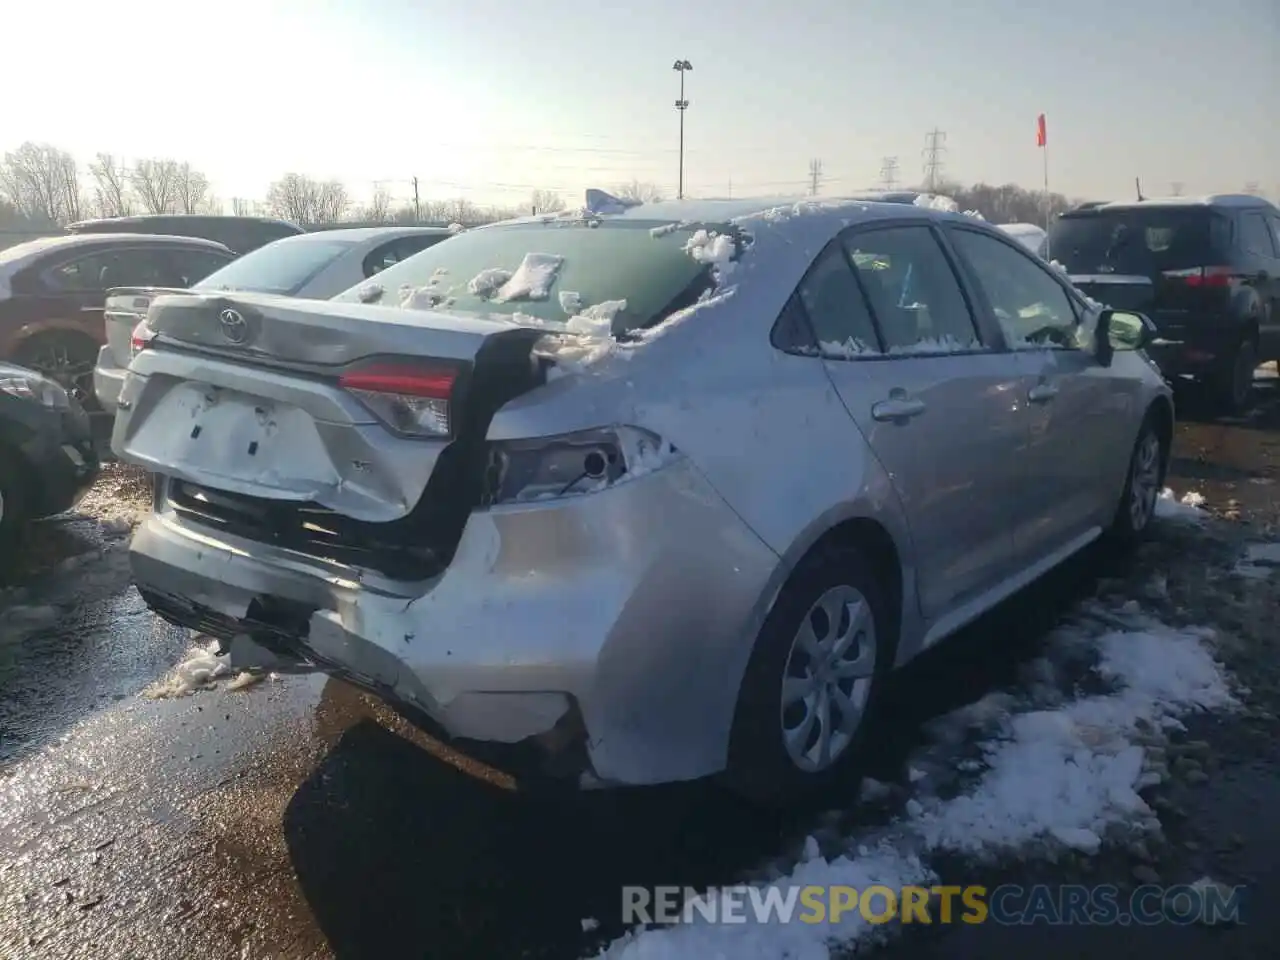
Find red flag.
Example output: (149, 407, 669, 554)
(1036, 114, 1047, 148)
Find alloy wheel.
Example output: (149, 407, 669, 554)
(780, 584, 877, 773)
(1129, 431, 1161, 532)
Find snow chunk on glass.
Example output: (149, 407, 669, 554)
(566, 299, 627, 337)
(820, 337, 880, 359)
(683, 229, 736, 282)
(356, 282, 383, 303)
(494, 252, 564, 302)
(650, 223, 680, 238)
(559, 290, 583, 314)
(467, 267, 512, 298)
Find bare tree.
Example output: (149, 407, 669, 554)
(175, 162, 210, 214)
(615, 179, 664, 203)
(266, 173, 349, 224)
(0, 142, 84, 224)
(88, 153, 133, 218)
(529, 189, 565, 215)
(132, 159, 181, 214)
(440, 198, 478, 224)
(230, 197, 253, 217)
(361, 186, 392, 222)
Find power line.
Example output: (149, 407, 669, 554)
(921, 129, 947, 192)
(879, 157, 899, 190)
(808, 158, 823, 196)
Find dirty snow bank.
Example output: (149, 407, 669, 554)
(591, 600, 1235, 960)
(142, 635, 269, 699)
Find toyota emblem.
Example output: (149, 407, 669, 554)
(219, 308, 249, 344)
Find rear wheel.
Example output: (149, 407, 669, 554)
(1210, 337, 1257, 415)
(724, 545, 893, 806)
(13, 332, 99, 412)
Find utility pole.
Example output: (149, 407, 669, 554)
(921, 128, 947, 192)
(1170, 181, 1184, 196)
(879, 156, 900, 190)
(412, 176, 421, 222)
(673, 59, 692, 199)
(808, 158, 823, 196)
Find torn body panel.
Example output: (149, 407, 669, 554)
(129, 457, 781, 785)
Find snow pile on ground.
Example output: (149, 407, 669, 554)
(141, 636, 267, 699)
(1156, 488, 1207, 524)
(591, 600, 1234, 960)
(1234, 541, 1280, 579)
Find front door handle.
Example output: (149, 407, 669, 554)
(872, 392, 927, 422)
(1028, 382, 1059, 403)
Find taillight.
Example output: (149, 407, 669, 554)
(1161, 266, 1234, 288)
(130, 320, 156, 357)
(339, 361, 458, 438)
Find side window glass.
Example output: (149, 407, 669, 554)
(102, 249, 170, 288)
(770, 292, 817, 353)
(364, 240, 402, 277)
(842, 225, 983, 353)
(1267, 215, 1280, 257)
(948, 228, 1082, 350)
(47, 253, 108, 292)
(167, 249, 232, 286)
(795, 241, 882, 357)
(1239, 213, 1278, 258)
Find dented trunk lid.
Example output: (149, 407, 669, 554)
(111, 291, 545, 522)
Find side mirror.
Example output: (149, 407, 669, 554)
(1094, 309, 1154, 365)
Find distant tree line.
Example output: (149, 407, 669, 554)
(1, 139, 1093, 248)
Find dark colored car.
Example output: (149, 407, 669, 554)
(0, 361, 99, 542)
(67, 214, 302, 255)
(1049, 194, 1280, 412)
(0, 233, 235, 408)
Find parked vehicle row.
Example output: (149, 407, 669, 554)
(109, 192, 1173, 803)
(1047, 193, 1280, 412)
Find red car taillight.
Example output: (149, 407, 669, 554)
(130, 320, 156, 357)
(339, 361, 458, 438)
(1161, 266, 1235, 288)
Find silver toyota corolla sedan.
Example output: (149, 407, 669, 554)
(111, 192, 1173, 803)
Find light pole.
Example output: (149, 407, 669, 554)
(673, 59, 692, 199)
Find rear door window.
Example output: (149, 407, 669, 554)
(164, 247, 234, 286)
(362, 234, 447, 277)
(1238, 212, 1278, 258)
(1048, 208, 1229, 276)
(841, 224, 984, 353)
(793, 241, 882, 356)
(45, 247, 171, 292)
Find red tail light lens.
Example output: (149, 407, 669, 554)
(1162, 266, 1234, 288)
(339, 361, 458, 438)
(130, 320, 156, 358)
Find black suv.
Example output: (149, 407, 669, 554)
(67, 215, 302, 255)
(1048, 195, 1280, 412)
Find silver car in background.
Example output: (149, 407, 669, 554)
(93, 226, 455, 412)
(112, 193, 1173, 803)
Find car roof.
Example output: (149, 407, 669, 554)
(68, 214, 299, 230)
(487, 192, 953, 234)
(269, 226, 457, 245)
(0, 231, 232, 264)
(1065, 194, 1276, 214)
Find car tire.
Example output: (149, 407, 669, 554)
(0, 453, 26, 544)
(1211, 337, 1258, 415)
(1107, 415, 1165, 546)
(724, 543, 893, 807)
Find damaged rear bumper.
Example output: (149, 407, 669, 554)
(128, 460, 781, 787)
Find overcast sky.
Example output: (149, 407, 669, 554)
(3, 0, 1276, 208)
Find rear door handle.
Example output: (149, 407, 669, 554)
(872, 394, 927, 422)
(1028, 383, 1059, 403)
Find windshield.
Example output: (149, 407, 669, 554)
(1049, 208, 1230, 275)
(193, 237, 354, 295)
(335, 219, 733, 334)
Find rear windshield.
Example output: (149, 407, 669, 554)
(193, 237, 354, 295)
(1048, 207, 1231, 275)
(335, 219, 734, 334)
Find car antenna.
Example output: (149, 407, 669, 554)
(1135, 177, 1145, 201)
